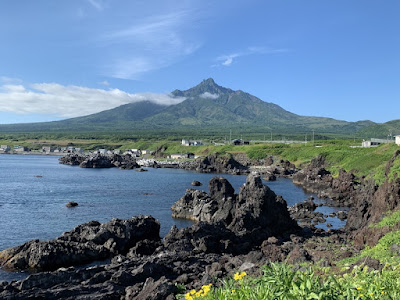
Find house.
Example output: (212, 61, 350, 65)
(67, 146, 76, 153)
(14, 146, 28, 152)
(186, 153, 195, 159)
(182, 139, 190, 146)
(0, 145, 10, 152)
(42, 146, 56, 153)
(362, 138, 393, 148)
(170, 153, 183, 159)
(395, 135, 400, 146)
(182, 139, 204, 146)
(141, 149, 151, 155)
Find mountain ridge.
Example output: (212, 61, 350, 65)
(0, 78, 396, 138)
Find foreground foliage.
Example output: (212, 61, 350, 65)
(180, 263, 400, 299)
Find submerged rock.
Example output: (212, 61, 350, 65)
(65, 201, 78, 208)
(191, 180, 202, 186)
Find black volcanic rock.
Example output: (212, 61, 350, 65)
(0, 216, 160, 272)
(171, 174, 299, 245)
(60, 153, 140, 169)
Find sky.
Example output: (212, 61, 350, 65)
(0, 0, 399, 124)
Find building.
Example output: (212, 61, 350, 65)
(170, 153, 195, 159)
(42, 146, 56, 153)
(14, 146, 28, 152)
(141, 149, 151, 155)
(362, 138, 394, 148)
(182, 139, 204, 146)
(232, 139, 250, 145)
(396, 135, 400, 146)
(0, 145, 10, 153)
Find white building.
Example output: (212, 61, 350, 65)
(361, 138, 393, 148)
(395, 135, 400, 146)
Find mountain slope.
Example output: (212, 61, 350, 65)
(0, 78, 388, 137)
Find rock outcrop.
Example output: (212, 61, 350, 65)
(59, 153, 140, 169)
(293, 155, 357, 207)
(0, 216, 160, 272)
(346, 150, 400, 248)
(171, 174, 299, 246)
(178, 154, 297, 177)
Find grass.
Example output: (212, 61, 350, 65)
(374, 210, 400, 228)
(179, 263, 400, 299)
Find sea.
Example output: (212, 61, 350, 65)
(0, 154, 346, 281)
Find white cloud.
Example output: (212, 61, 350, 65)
(216, 47, 288, 67)
(87, 0, 103, 11)
(98, 80, 110, 86)
(1, 76, 22, 84)
(200, 92, 219, 99)
(0, 82, 185, 118)
(99, 10, 202, 79)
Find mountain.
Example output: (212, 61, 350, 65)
(0, 78, 393, 137)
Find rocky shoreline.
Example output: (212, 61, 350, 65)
(1, 151, 399, 298)
(59, 152, 297, 177)
(0, 173, 355, 299)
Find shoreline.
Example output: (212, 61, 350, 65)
(0, 152, 64, 156)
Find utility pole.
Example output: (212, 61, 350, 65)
(229, 130, 232, 145)
(312, 130, 315, 146)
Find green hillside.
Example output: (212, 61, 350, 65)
(0, 78, 396, 138)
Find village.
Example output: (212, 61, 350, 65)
(1, 136, 400, 158)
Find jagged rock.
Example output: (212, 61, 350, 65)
(0, 216, 160, 272)
(263, 173, 277, 181)
(59, 153, 139, 169)
(66, 201, 78, 208)
(59, 153, 85, 166)
(171, 174, 299, 248)
(191, 180, 202, 186)
(293, 156, 357, 207)
(346, 150, 400, 247)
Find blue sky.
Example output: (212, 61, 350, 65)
(0, 0, 399, 124)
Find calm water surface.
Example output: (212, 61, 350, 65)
(0, 155, 345, 281)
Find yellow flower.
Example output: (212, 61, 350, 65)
(369, 293, 373, 296)
(359, 294, 363, 298)
(356, 286, 362, 290)
(234, 271, 247, 280)
(231, 289, 236, 293)
(185, 292, 193, 300)
(190, 289, 196, 295)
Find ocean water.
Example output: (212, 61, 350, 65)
(0, 154, 346, 281)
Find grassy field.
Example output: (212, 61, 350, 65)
(179, 262, 400, 299)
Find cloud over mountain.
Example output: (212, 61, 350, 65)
(0, 82, 185, 118)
